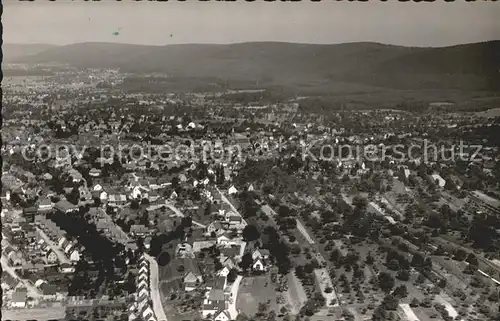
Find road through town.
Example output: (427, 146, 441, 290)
(144, 253, 168, 321)
(35, 227, 71, 264)
(1, 255, 41, 298)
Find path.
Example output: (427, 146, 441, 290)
(286, 271, 308, 315)
(314, 268, 338, 307)
(228, 275, 243, 320)
(35, 227, 71, 264)
(295, 219, 315, 244)
(144, 253, 168, 321)
(435, 294, 463, 321)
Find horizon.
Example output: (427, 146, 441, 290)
(5, 1, 500, 47)
(6, 39, 500, 49)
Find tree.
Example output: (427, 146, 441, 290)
(371, 306, 387, 321)
(157, 251, 171, 266)
(378, 272, 395, 293)
(387, 259, 400, 271)
(423, 257, 433, 271)
(453, 248, 467, 261)
(181, 216, 192, 228)
(410, 298, 420, 307)
(382, 294, 399, 310)
(242, 225, 261, 242)
(393, 285, 408, 298)
(411, 253, 425, 267)
(240, 253, 253, 271)
(130, 199, 140, 209)
(227, 268, 239, 283)
(396, 269, 410, 281)
(489, 290, 500, 302)
(366, 252, 375, 265)
(466, 253, 479, 266)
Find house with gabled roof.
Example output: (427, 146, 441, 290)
(69, 248, 80, 262)
(220, 256, 237, 270)
(54, 199, 78, 214)
(214, 310, 231, 321)
(207, 221, 224, 235)
(142, 306, 156, 321)
(228, 185, 238, 195)
(202, 289, 227, 319)
(175, 243, 194, 258)
(252, 248, 270, 261)
(184, 271, 203, 292)
(217, 267, 231, 277)
(216, 235, 232, 246)
(130, 224, 150, 237)
(45, 249, 58, 265)
(38, 197, 53, 212)
(252, 258, 266, 272)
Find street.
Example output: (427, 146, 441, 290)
(1, 255, 42, 298)
(35, 227, 71, 264)
(144, 253, 168, 321)
(228, 275, 243, 320)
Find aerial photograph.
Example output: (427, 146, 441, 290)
(1, 1, 500, 321)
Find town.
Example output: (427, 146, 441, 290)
(2, 58, 500, 321)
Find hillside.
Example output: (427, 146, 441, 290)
(9, 41, 500, 91)
(3, 43, 58, 62)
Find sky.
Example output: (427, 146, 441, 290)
(4, 0, 500, 47)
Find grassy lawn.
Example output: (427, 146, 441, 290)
(237, 274, 281, 317)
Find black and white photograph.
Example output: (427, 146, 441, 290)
(2, 1, 500, 321)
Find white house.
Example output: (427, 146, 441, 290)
(252, 259, 265, 272)
(59, 263, 75, 273)
(214, 310, 231, 321)
(58, 237, 68, 248)
(89, 168, 102, 177)
(64, 243, 74, 254)
(69, 249, 80, 262)
(217, 235, 231, 246)
(139, 265, 149, 275)
(131, 185, 150, 199)
(217, 267, 231, 277)
(431, 174, 446, 188)
(228, 186, 238, 195)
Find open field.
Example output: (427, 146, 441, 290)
(237, 274, 282, 317)
(2, 307, 66, 321)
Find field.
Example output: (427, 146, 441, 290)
(236, 274, 282, 317)
(1, 307, 66, 321)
